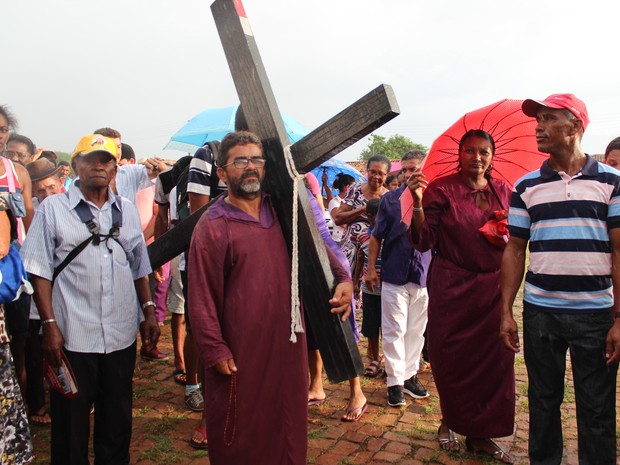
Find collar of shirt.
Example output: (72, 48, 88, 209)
(540, 153, 596, 179)
(67, 181, 120, 212)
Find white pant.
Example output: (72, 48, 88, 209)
(381, 281, 429, 387)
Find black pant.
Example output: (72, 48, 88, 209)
(50, 342, 136, 465)
(523, 306, 617, 465)
(25, 318, 45, 412)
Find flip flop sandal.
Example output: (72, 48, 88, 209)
(438, 425, 461, 451)
(172, 369, 187, 386)
(364, 360, 383, 378)
(308, 398, 326, 406)
(340, 401, 368, 422)
(189, 425, 208, 450)
(466, 438, 514, 464)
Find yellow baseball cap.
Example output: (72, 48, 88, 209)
(71, 134, 119, 161)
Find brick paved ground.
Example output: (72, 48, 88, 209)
(30, 296, 620, 464)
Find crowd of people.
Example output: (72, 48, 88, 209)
(1, 92, 619, 465)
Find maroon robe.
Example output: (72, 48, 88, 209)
(189, 193, 350, 465)
(417, 174, 515, 438)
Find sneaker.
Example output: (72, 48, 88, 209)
(140, 346, 170, 361)
(387, 385, 406, 407)
(404, 375, 429, 399)
(185, 388, 205, 412)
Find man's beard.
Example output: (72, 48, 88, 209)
(230, 171, 262, 199)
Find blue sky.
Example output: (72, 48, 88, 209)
(4, 0, 619, 160)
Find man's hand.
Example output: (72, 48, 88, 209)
(214, 358, 237, 375)
(41, 323, 65, 368)
(153, 267, 165, 283)
(605, 320, 620, 365)
(329, 281, 353, 322)
(321, 171, 328, 186)
(140, 314, 161, 352)
(499, 313, 521, 353)
(365, 268, 380, 294)
(144, 157, 168, 179)
(406, 171, 428, 203)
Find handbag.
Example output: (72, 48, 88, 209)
(0, 243, 33, 303)
(1, 156, 27, 218)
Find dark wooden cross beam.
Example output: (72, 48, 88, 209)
(148, 0, 399, 383)
(148, 84, 398, 267)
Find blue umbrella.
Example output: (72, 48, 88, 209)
(310, 159, 366, 194)
(164, 105, 308, 152)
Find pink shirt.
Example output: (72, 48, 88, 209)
(135, 184, 155, 245)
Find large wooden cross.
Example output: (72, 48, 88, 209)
(148, 0, 399, 383)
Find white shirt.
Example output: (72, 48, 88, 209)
(328, 195, 346, 242)
(20, 183, 152, 353)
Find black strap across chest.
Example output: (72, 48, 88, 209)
(52, 196, 124, 281)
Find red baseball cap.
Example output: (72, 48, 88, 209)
(522, 93, 589, 131)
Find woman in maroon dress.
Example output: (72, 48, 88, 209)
(409, 130, 515, 464)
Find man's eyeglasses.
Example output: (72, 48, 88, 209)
(220, 157, 266, 169)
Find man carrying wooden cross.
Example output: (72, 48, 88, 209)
(188, 131, 353, 465)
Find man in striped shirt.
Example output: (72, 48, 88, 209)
(500, 94, 620, 465)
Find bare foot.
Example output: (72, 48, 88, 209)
(308, 389, 326, 404)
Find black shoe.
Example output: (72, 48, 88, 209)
(387, 385, 406, 407)
(404, 375, 429, 399)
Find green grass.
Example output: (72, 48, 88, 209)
(420, 450, 441, 463)
(138, 434, 186, 463)
(564, 382, 575, 403)
(133, 406, 151, 418)
(308, 425, 328, 440)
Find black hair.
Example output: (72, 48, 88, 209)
(58, 160, 70, 167)
(605, 137, 620, 158)
(384, 174, 398, 187)
(401, 149, 426, 162)
(218, 131, 263, 167)
(7, 134, 36, 154)
(366, 198, 381, 216)
(332, 173, 355, 191)
(458, 129, 496, 154)
(120, 143, 136, 161)
(366, 154, 391, 173)
(93, 127, 121, 139)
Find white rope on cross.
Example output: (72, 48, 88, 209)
(283, 145, 305, 343)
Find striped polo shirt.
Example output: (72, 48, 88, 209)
(509, 154, 620, 314)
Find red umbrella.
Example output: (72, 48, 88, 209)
(422, 99, 548, 187)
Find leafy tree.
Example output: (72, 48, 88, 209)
(55, 151, 71, 163)
(359, 134, 427, 161)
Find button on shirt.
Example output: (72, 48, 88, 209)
(20, 183, 152, 353)
(371, 184, 430, 286)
